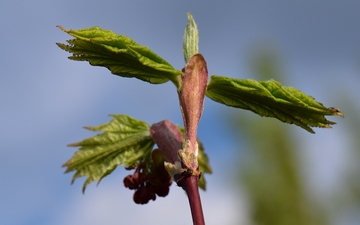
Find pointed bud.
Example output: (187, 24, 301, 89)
(178, 54, 208, 170)
(150, 120, 183, 164)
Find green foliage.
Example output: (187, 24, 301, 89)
(64, 114, 212, 192)
(232, 49, 329, 225)
(183, 12, 199, 64)
(206, 75, 344, 133)
(58, 13, 343, 201)
(197, 141, 212, 190)
(57, 19, 343, 134)
(56, 26, 183, 87)
(64, 114, 155, 192)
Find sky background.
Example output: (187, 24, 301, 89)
(1, 1, 360, 225)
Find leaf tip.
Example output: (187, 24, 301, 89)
(82, 186, 87, 194)
(329, 107, 344, 118)
(57, 25, 66, 32)
(67, 142, 79, 147)
(307, 128, 316, 134)
(61, 161, 68, 168)
(83, 126, 95, 131)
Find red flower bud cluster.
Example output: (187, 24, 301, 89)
(123, 149, 172, 204)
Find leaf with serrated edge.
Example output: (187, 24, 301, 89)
(206, 75, 344, 133)
(56, 26, 182, 87)
(63, 114, 155, 192)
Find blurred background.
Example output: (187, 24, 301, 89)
(1, 1, 359, 224)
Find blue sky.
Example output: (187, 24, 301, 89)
(1, 1, 359, 224)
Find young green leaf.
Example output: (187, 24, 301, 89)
(63, 114, 155, 192)
(183, 12, 199, 64)
(56, 26, 183, 87)
(206, 75, 344, 133)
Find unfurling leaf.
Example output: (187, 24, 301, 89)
(63, 114, 155, 192)
(183, 12, 199, 64)
(56, 26, 182, 87)
(206, 75, 344, 133)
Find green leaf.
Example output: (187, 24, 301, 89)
(206, 75, 344, 133)
(63, 114, 155, 192)
(197, 140, 212, 190)
(56, 26, 183, 87)
(183, 12, 199, 64)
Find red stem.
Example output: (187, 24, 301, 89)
(182, 175, 205, 225)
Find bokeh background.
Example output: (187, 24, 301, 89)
(1, 1, 359, 224)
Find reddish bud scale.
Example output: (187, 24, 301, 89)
(150, 120, 183, 164)
(178, 54, 208, 149)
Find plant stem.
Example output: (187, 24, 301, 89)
(151, 120, 205, 224)
(182, 175, 205, 225)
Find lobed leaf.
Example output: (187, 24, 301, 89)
(56, 26, 182, 87)
(63, 114, 155, 192)
(206, 75, 344, 133)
